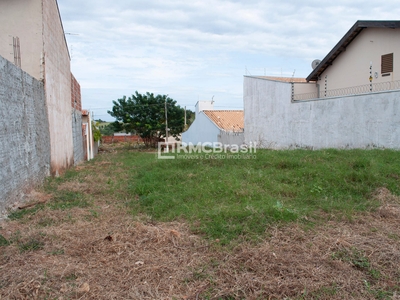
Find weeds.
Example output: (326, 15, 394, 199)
(0, 234, 9, 246)
(8, 205, 44, 221)
(1, 146, 399, 299)
(48, 191, 90, 210)
(18, 237, 44, 252)
(123, 148, 400, 243)
(332, 247, 370, 270)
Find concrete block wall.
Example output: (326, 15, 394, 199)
(72, 109, 84, 165)
(101, 135, 142, 144)
(0, 56, 51, 217)
(71, 74, 84, 165)
(71, 73, 81, 111)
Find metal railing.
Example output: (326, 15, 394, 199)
(293, 80, 400, 101)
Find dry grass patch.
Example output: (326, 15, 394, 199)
(1, 147, 400, 299)
(1, 193, 400, 299)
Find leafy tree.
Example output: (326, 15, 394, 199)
(107, 92, 186, 140)
(99, 122, 124, 136)
(184, 109, 195, 131)
(92, 121, 102, 142)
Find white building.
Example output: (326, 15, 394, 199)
(182, 101, 244, 146)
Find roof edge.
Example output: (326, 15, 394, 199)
(306, 20, 400, 82)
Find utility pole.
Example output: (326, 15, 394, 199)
(184, 106, 187, 128)
(165, 95, 169, 152)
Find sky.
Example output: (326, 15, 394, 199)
(58, 0, 400, 121)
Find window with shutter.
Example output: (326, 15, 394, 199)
(381, 53, 393, 74)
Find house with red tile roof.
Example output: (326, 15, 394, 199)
(182, 101, 244, 146)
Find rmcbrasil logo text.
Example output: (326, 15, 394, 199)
(157, 142, 256, 160)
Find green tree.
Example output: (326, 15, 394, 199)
(184, 109, 195, 131)
(92, 121, 102, 142)
(107, 92, 186, 140)
(99, 122, 124, 136)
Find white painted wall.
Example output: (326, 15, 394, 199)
(244, 76, 400, 149)
(182, 101, 220, 145)
(196, 101, 214, 115)
(182, 112, 220, 145)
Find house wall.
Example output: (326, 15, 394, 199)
(42, 0, 74, 175)
(317, 28, 400, 91)
(182, 113, 220, 145)
(71, 74, 84, 165)
(0, 56, 51, 217)
(72, 110, 84, 165)
(0, 0, 43, 80)
(0, 0, 75, 175)
(71, 74, 82, 111)
(293, 82, 318, 97)
(244, 76, 400, 149)
(196, 101, 214, 115)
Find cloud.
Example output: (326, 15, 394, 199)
(58, 0, 400, 120)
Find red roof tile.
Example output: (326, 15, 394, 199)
(203, 110, 244, 131)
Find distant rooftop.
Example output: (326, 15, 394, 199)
(253, 76, 308, 83)
(203, 110, 244, 132)
(307, 20, 400, 81)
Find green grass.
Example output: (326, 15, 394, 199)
(332, 247, 371, 270)
(120, 148, 400, 244)
(47, 191, 90, 210)
(11, 148, 400, 245)
(8, 205, 45, 221)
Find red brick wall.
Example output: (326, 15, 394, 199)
(71, 73, 81, 111)
(101, 135, 142, 144)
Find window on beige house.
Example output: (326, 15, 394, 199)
(381, 53, 393, 74)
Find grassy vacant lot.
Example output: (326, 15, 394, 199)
(1, 145, 400, 299)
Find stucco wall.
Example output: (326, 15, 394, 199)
(0, 56, 51, 217)
(72, 109, 84, 165)
(317, 28, 400, 91)
(0, 0, 43, 80)
(218, 131, 244, 146)
(42, 0, 74, 175)
(182, 113, 220, 145)
(244, 76, 400, 149)
(71, 74, 84, 165)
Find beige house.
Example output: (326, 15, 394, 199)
(244, 20, 400, 150)
(293, 20, 400, 100)
(0, 0, 78, 175)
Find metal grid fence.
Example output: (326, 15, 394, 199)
(293, 80, 400, 101)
